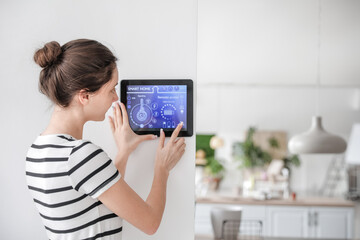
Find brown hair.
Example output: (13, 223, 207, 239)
(34, 39, 117, 107)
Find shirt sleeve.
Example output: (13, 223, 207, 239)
(67, 141, 121, 199)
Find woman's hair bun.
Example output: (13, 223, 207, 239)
(34, 41, 62, 68)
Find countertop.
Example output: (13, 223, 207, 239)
(196, 195, 355, 207)
(195, 235, 359, 240)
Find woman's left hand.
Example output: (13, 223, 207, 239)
(108, 102, 157, 158)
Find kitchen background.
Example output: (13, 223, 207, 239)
(196, 0, 360, 196)
(195, 0, 360, 238)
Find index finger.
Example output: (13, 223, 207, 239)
(170, 122, 183, 142)
(119, 102, 130, 125)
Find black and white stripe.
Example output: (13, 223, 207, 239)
(26, 134, 122, 240)
(39, 201, 103, 221)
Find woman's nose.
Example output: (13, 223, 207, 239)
(113, 94, 119, 102)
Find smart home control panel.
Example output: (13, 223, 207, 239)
(120, 79, 193, 137)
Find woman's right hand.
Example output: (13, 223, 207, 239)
(109, 102, 156, 158)
(155, 122, 186, 174)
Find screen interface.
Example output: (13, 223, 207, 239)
(126, 85, 187, 131)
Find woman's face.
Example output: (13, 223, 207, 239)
(86, 67, 119, 121)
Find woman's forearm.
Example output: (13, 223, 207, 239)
(144, 168, 169, 233)
(114, 153, 129, 178)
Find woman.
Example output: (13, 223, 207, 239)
(26, 39, 186, 240)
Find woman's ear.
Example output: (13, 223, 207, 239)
(78, 89, 90, 105)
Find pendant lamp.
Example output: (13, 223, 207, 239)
(288, 0, 347, 154)
(288, 116, 347, 154)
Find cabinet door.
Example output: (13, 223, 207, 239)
(312, 207, 354, 239)
(195, 203, 214, 235)
(266, 206, 310, 238)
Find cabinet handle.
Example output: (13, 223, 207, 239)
(308, 212, 312, 227)
(314, 212, 318, 227)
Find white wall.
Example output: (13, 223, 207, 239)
(0, 0, 196, 239)
(198, 0, 360, 86)
(197, 0, 360, 194)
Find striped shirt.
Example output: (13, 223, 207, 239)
(25, 134, 122, 240)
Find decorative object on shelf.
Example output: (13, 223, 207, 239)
(207, 135, 225, 191)
(233, 127, 295, 169)
(195, 149, 207, 166)
(266, 159, 284, 181)
(233, 127, 300, 199)
(210, 135, 224, 149)
(232, 127, 273, 198)
(232, 127, 272, 169)
(268, 135, 300, 199)
(196, 134, 225, 192)
(269, 137, 300, 172)
(288, 0, 347, 154)
(196, 134, 215, 166)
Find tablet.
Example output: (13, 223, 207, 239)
(120, 79, 193, 137)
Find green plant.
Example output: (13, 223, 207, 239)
(205, 156, 225, 176)
(267, 136, 301, 170)
(196, 134, 225, 176)
(283, 155, 300, 169)
(196, 134, 215, 158)
(232, 127, 272, 168)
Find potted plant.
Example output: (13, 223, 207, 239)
(204, 155, 225, 190)
(268, 136, 300, 171)
(232, 127, 272, 192)
(196, 134, 225, 191)
(233, 127, 300, 185)
(232, 127, 272, 169)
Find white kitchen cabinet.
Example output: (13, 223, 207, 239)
(312, 207, 354, 239)
(195, 202, 354, 238)
(266, 206, 354, 239)
(266, 206, 310, 238)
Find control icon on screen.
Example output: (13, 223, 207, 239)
(130, 98, 153, 127)
(161, 104, 177, 121)
(136, 99, 148, 121)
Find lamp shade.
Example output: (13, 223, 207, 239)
(288, 116, 347, 154)
(345, 123, 360, 164)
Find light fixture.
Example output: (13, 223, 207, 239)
(288, 0, 347, 154)
(288, 116, 347, 154)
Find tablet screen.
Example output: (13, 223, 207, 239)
(121, 80, 193, 137)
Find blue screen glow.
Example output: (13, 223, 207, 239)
(126, 85, 187, 130)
